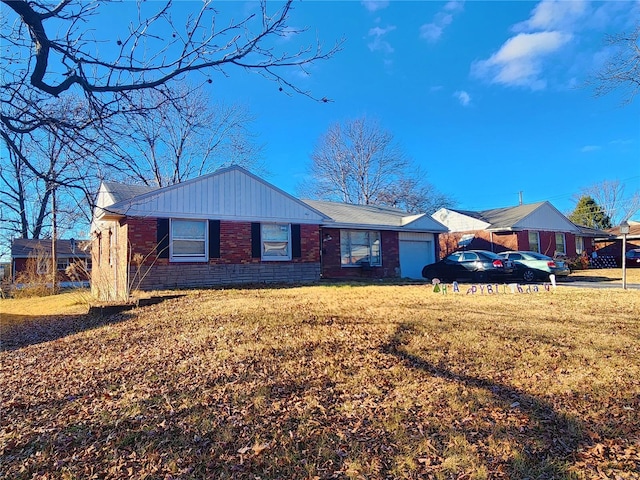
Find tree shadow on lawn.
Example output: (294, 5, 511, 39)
(0, 312, 134, 352)
(382, 322, 586, 479)
(1, 295, 186, 352)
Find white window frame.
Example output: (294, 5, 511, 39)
(170, 219, 208, 262)
(340, 230, 382, 267)
(57, 258, 70, 271)
(261, 223, 292, 261)
(575, 236, 584, 255)
(555, 232, 566, 255)
(528, 231, 540, 253)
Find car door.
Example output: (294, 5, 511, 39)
(458, 252, 480, 278)
(440, 252, 464, 280)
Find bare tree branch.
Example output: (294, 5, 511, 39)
(587, 25, 640, 105)
(303, 117, 455, 213)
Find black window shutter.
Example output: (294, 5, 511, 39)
(157, 218, 169, 258)
(291, 224, 301, 258)
(251, 223, 261, 258)
(208, 220, 221, 258)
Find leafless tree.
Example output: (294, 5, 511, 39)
(588, 26, 640, 104)
(578, 180, 640, 225)
(0, 96, 105, 242)
(110, 83, 265, 187)
(1, 0, 340, 200)
(303, 117, 455, 213)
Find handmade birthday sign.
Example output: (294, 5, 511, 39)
(431, 275, 556, 294)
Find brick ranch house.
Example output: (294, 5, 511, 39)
(91, 166, 447, 300)
(431, 201, 602, 259)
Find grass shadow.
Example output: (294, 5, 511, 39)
(382, 322, 585, 478)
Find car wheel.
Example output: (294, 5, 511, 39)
(522, 269, 536, 282)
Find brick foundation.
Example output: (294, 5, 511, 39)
(132, 262, 321, 290)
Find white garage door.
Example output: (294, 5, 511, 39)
(399, 232, 435, 280)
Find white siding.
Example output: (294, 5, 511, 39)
(110, 168, 325, 224)
(401, 214, 448, 232)
(432, 208, 490, 232)
(514, 203, 580, 232)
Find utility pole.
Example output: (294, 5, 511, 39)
(51, 184, 58, 294)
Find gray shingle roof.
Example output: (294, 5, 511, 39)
(302, 200, 447, 232)
(103, 181, 155, 204)
(302, 200, 410, 227)
(11, 238, 91, 258)
(449, 202, 545, 229)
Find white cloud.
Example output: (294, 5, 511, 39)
(361, 1, 389, 13)
(512, 0, 588, 32)
(419, 1, 464, 43)
(444, 1, 465, 13)
(581, 145, 601, 152)
(454, 90, 471, 106)
(472, 31, 572, 89)
(367, 25, 396, 54)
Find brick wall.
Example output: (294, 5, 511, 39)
(135, 263, 321, 290)
(438, 230, 519, 258)
(99, 217, 322, 295)
(320, 228, 400, 279)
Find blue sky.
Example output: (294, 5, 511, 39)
(98, 0, 639, 221)
(199, 0, 640, 221)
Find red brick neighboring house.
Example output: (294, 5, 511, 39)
(11, 238, 91, 285)
(91, 166, 447, 301)
(431, 201, 602, 259)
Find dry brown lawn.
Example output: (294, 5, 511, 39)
(1, 279, 639, 479)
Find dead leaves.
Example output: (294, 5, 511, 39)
(1, 286, 640, 478)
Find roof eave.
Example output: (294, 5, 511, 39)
(321, 221, 446, 233)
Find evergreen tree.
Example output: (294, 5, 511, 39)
(568, 196, 612, 229)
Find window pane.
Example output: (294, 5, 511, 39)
(528, 231, 539, 253)
(172, 220, 206, 240)
(263, 242, 289, 256)
(262, 224, 289, 242)
(555, 233, 565, 254)
(173, 240, 206, 255)
(349, 231, 369, 247)
(370, 233, 381, 265)
(262, 224, 290, 259)
(171, 219, 206, 259)
(340, 230, 381, 266)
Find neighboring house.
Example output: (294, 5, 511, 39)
(11, 238, 91, 285)
(432, 201, 599, 259)
(91, 166, 446, 300)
